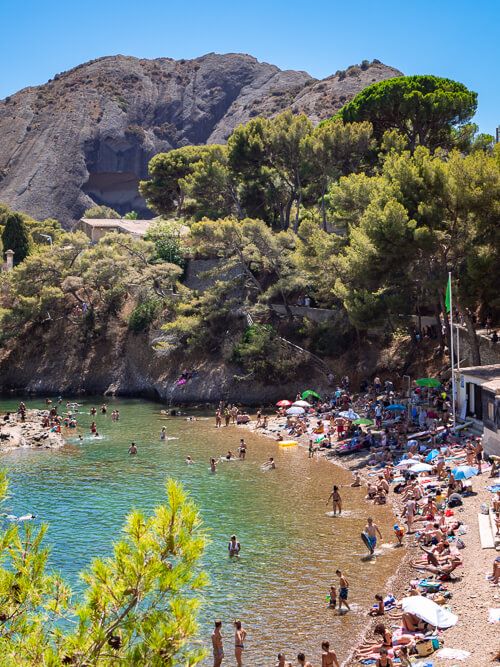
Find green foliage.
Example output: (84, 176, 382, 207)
(336, 75, 477, 151)
(128, 299, 161, 332)
(145, 220, 188, 267)
(0, 471, 207, 665)
(233, 323, 303, 382)
(84, 205, 120, 219)
(123, 210, 139, 219)
(1, 212, 31, 265)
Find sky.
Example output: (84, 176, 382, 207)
(0, 0, 498, 134)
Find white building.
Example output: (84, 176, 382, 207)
(457, 364, 500, 455)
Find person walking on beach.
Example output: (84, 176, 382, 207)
(234, 620, 246, 667)
(215, 410, 222, 428)
(364, 517, 382, 554)
(475, 438, 483, 474)
(308, 439, 314, 458)
(326, 485, 342, 515)
(403, 498, 416, 534)
(335, 570, 350, 611)
(321, 641, 340, 667)
(212, 620, 224, 667)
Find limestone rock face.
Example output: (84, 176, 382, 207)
(0, 54, 401, 226)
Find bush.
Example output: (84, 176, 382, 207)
(84, 205, 120, 219)
(232, 324, 302, 382)
(360, 60, 370, 70)
(128, 299, 161, 332)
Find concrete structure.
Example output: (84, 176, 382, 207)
(457, 364, 500, 455)
(1, 249, 14, 272)
(74, 217, 154, 242)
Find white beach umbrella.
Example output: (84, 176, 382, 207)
(286, 406, 305, 416)
(338, 409, 360, 420)
(292, 400, 312, 408)
(408, 462, 433, 473)
(401, 596, 457, 628)
(396, 458, 421, 467)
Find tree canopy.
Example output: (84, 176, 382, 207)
(335, 75, 477, 151)
(1, 212, 31, 265)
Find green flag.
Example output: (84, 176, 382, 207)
(445, 275, 451, 314)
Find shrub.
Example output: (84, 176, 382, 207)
(129, 299, 161, 332)
(232, 324, 302, 382)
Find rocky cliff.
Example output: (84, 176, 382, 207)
(0, 54, 401, 226)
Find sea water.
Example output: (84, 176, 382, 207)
(0, 397, 402, 664)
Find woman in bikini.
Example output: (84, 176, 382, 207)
(234, 620, 246, 667)
(321, 640, 340, 667)
(326, 485, 342, 515)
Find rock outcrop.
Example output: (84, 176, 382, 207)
(0, 54, 401, 226)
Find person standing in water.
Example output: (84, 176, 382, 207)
(228, 535, 241, 556)
(128, 442, 138, 455)
(212, 619, 224, 667)
(234, 620, 246, 667)
(160, 427, 166, 441)
(364, 517, 382, 554)
(326, 485, 342, 515)
(210, 457, 218, 473)
(335, 570, 350, 611)
(238, 439, 247, 460)
(321, 641, 340, 667)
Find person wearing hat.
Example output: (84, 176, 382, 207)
(393, 524, 405, 546)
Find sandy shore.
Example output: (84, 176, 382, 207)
(243, 415, 500, 666)
(0, 409, 66, 451)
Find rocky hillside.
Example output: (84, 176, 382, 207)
(0, 54, 401, 226)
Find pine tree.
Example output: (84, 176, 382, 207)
(1, 212, 31, 265)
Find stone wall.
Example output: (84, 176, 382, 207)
(457, 325, 500, 367)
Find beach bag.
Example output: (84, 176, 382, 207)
(415, 637, 439, 657)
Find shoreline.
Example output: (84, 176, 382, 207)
(242, 414, 500, 667)
(0, 409, 66, 452)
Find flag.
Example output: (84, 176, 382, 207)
(445, 274, 451, 314)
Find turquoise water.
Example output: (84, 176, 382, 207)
(0, 397, 401, 664)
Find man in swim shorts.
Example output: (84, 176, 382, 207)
(364, 517, 382, 554)
(212, 619, 224, 667)
(335, 570, 350, 611)
(128, 442, 137, 455)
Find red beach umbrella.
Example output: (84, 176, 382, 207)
(276, 400, 292, 407)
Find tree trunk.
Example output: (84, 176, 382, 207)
(462, 310, 481, 366)
(293, 192, 302, 233)
(284, 199, 293, 230)
(320, 184, 328, 232)
(434, 302, 444, 351)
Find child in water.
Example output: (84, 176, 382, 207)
(394, 524, 405, 546)
(327, 585, 337, 609)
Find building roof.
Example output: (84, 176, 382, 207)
(80, 217, 153, 236)
(460, 364, 500, 395)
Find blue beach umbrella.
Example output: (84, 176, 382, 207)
(452, 465, 478, 480)
(425, 449, 440, 463)
(387, 404, 406, 411)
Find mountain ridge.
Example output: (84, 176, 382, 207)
(0, 53, 402, 226)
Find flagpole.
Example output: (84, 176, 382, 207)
(448, 272, 457, 429)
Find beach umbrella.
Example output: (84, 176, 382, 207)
(401, 596, 457, 629)
(452, 465, 478, 480)
(386, 404, 406, 411)
(315, 435, 325, 443)
(276, 400, 292, 407)
(396, 458, 421, 467)
(425, 449, 440, 462)
(339, 409, 360, 420)
(302, 389, 321, 401)
(408, 462, 433, 473)
(353, 418, 374, 426)
(292, 400, 312, 408)
(415, 378, 441, 388)
(407, 439, 418, 448)
(286, 406, 305, 416)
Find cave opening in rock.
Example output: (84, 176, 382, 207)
(82, 171, 152, 218)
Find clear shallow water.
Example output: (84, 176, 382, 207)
(0, 397, 401, 665)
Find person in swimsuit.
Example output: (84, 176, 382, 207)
(376, 647, 393, 667)
(160, 427, 166, 441)
(335, 570, 350, 611)
(321, 641, 340, 667)
(238, 439, 247, 460)
(234, 620, 246, 667)
(128, 442, 137, 455)
(228, 535, 241, 557)
(210, 458, 218, 473)
(212, 619, 224, 667)
(326, 485, 342, 515)
(364, 517, 382, 554)
(328, 584, 336, 608)
(275, 652, 292, 667)
(297, 652, 313, 667)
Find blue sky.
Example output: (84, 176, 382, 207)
(1, 0, 498, 134)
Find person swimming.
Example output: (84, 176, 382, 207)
(128, 442, 138, 455)
(262, 457, 276, 470)
(186, 456, 194, 464)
